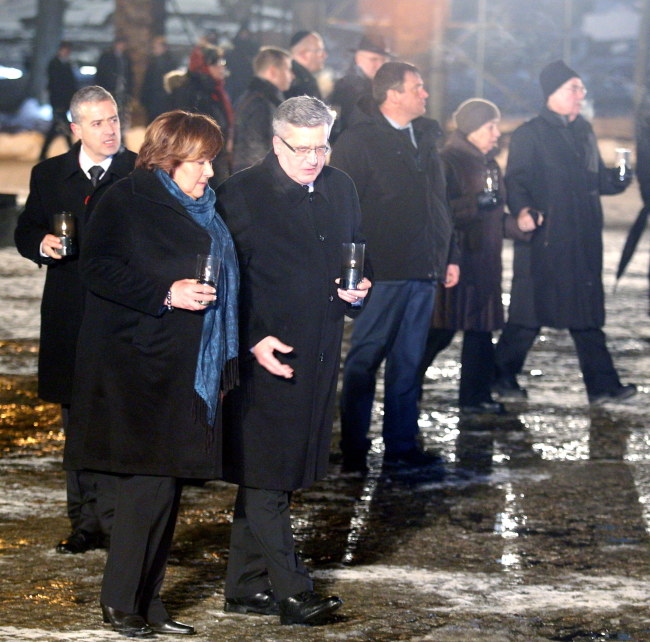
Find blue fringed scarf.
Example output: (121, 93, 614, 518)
(156, 169, 239, 427)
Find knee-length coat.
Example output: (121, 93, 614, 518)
(505, 107, 626, 329)
(63, 168, 236, 479)
(217, 151, 366, 491)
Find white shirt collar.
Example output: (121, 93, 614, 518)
(78, 145, 114, 180)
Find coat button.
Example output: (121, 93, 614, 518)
(319, 352, 325, 362)
(328, 294, 334, 301)
(318, 234, 325, 241)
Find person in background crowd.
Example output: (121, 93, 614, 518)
(95, 37, 133, 126)
(417, 98, 532, 415)
(140, 36, 177, 125)
(63, 110, 238, 638)
(225, 21, 260, 104)
(15, 86, 136, 555)
(285, 30, 326, 99)
(232, 46, 293, 172)
(329, 33, 391, 143)
(331, 61, 459, 473)
(218, 96, 370, 626)
(166, 45, 234, 187)
(636, 92, 650, 312)
(40, 40, 77, 160)
(493, 60, 636, 406)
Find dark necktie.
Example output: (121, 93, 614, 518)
(88, 165, 104, 187)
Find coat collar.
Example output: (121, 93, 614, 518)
(445, 129, 496, 161)
(129, 167, 201, 220)
(260, 150, 332, 205)
(246, 76, 284, 105)
(59, 140, 135, 182)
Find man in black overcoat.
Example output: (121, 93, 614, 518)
(217, 96, 371, 625)
(15, 85, 136, 553)
(232, 46, 293, 172)
(493, 60, 636, 406)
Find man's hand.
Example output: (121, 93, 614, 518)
(336, 276, 372, 304)
(444, 264, 460, 288)
(252, 336, 294, 378)
(41, 233, 64, 259)
(517, 206, 544, 232)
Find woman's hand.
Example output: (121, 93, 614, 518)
(167, 279, 216, 311)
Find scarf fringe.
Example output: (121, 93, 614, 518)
(221, 357, 239, 394)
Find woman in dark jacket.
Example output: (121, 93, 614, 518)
(167, 45, 234, 187)
(64, 110, 238, 637)
(419, 99, 529, 414)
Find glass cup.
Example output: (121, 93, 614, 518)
(340, 242, 365, 290)
(52, 211, 77, 256)
(195, 253, 221, 306)
(615, 147, 632, 182)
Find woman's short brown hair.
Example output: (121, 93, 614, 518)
(136, 110, 224, 175)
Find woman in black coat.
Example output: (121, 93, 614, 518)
(419, 99, 529, 414)
(64, 111, 238, 637)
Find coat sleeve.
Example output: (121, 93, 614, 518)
(79, 184, 170, 316)
(505, 125, 538, 217)
(14, 165, 56, 266)
(330, 130, 371, 199)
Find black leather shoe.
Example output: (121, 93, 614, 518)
(101, 603, 154, 638)
(279, 591, 342, 625)
(224, 589, 280, 615)
(492, 376, 528, 401)
(383, 447, 443, 468)
(55, 530, 100, 554)
(589, 383, 637, 406)
(460, 401, 506, 415)
(341, 451, 368, 474)
(147, 617, 195, 635)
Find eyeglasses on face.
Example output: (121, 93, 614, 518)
(278, 136, 330, 158)
(564, 83, 587, 95)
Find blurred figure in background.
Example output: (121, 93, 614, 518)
(329, 33, 391, 143)
(140, 36, 177, 125)
(232, 46, 293, 172)
(418, 98, 531, 415)
(95, 37, 133, 127)
(494, 60, 636, 406)
(166, 45, 234, 187)
(40, 41, 77, 160)
(285, 30, 326, 99)
(225, 22, 260, 104)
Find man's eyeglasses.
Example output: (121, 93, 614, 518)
(563, 83, 587, 95)
(279, 137, 330, 158)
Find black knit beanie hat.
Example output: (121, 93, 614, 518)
(539, 60, 580, 99)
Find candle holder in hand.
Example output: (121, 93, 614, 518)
(614, 147, 633, 183)
(52, 211, 77, 256)
(477, 167, 500, 210)
(195, 253, 221, 306)
(340, 242, 365, 290)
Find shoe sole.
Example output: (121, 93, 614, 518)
(224, 603, 279, 616)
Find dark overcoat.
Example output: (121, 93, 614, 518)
(232, 76, 283, 172)
(434, 131, 523, 331)
(330, 103, 458, 282)
(286, 60, 321, 99)
(14, 143, 136, 404)
(63, 168, 230, 479)
(217, 151, 365, 491)
(505, 107, 625, 329)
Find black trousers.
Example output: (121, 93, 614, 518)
(225, 486, 313, 602)
(62, 405, 116, 537)
(419, 328, 496, 406)
(100, 475, 182, 621)
(495, 323, 621, 396)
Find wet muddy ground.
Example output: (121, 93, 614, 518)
(1, 177, 649, 640)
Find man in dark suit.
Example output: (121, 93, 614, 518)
(218, 96, 370, 625)
(285, 30, 326, 99)
(40, 40, 78, 160)
(15, 85, 136, 553)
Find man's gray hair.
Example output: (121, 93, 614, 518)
(70, 85, 117, 123)
(272, 96, 334, 137)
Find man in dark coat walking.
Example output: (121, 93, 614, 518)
(330, 61, 459, 473)
(15, 85, 136, 553)
(40, 41, 78, 160)
(217, 96, 370, 625)
(329, 32, 391, 143)
(232, 46, 293, 172)
(493, 60, 636, 406)
(285, 31, 325, 99)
